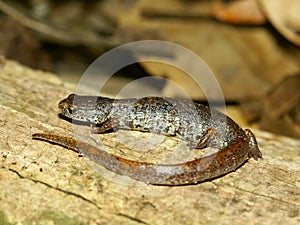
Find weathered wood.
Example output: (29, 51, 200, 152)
(0, 60, 299, 224)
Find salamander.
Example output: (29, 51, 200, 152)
(32, 94, 262, 185)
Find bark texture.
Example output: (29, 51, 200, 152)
(0, 59, 299, 225)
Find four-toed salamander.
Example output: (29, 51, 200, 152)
(32, 94, 262, 185)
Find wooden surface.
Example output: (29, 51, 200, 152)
(0, 60, 299, 225)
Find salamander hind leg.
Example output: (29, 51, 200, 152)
(244, 129, 262, 160)
(193, 128, 215, 149)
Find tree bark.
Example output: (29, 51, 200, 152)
(0, 59, 299, 224)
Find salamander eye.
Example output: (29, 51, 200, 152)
(68, 105, 77, 114)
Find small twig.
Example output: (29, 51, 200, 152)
(0, 0, 117, 47)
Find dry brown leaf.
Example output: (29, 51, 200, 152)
(258, 0, 300, 46)
(211, 0, 266, 24)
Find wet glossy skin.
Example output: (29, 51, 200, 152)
(32, 94, 262, 185)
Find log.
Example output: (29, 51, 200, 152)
(0, 59, 299, 224)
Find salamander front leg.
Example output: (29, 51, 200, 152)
(90, 119, 114, 134)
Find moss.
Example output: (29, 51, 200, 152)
(0, 211, 12, 225)
(25, 210, 84, 225)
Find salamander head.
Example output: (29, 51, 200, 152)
(58, 94, 112, 124)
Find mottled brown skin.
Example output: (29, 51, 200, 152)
(33, 134, 252, 185)
(32, 94, 262, 185)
